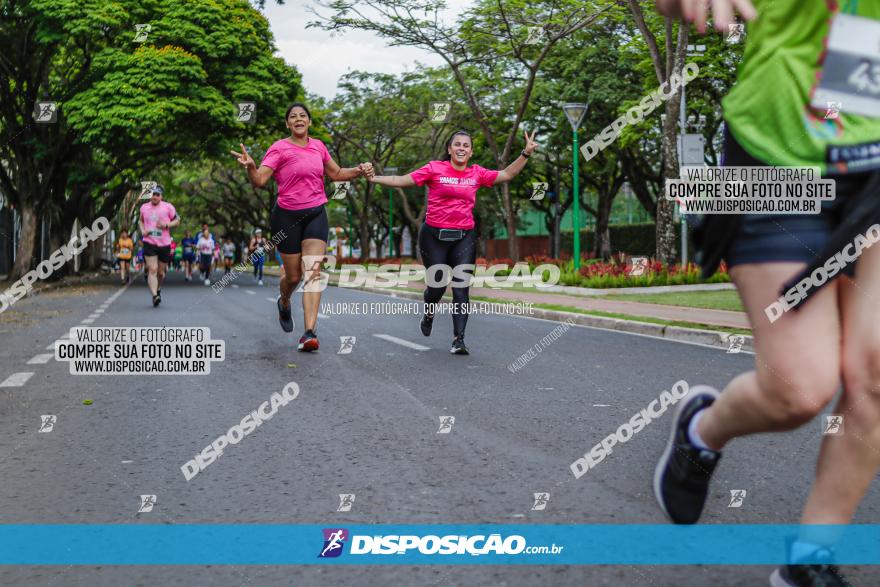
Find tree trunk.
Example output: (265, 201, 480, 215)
(358, 215, 370, 262)
(500, 183, 518, 260)
(657, 97, 680, 264)
(656, 23, 688, 265)
(11, 202, 38, 280)
(595, 193, 613, 260)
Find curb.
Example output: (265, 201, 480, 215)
(339, 284, 755, 353)
(2, 271, 110, 303)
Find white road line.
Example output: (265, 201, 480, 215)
(27, 354, 53, 365)
(45, 340, 64, 350)
(232, 284, 239, 289)
(318, 313, 330, 319)
(373, 334, 430, 351)
(245, 290, 255, 295)
(266, 297, 275, 302)
(88, 313, 100, 319)
(81, 318, 95, 324)
(0, 372, 34, 387)
(592, 404, 611, 407)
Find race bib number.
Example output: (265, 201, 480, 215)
(184, 245, 193, 253)
(120, 248, 131, 256)
(811, 14, 880, 118)
(148, 229, 162, 238)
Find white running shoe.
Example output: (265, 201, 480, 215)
(204, 279, 210, 286)
(258, 279, 264, 286)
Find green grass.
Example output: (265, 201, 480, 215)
(602, 289, 744, 312)
(469, 295, 751, 335)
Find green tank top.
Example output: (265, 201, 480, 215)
(723, 0, 880, 174)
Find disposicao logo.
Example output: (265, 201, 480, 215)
(319, 528, 349, 558)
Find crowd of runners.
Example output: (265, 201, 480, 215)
(97, 0, 880, 583)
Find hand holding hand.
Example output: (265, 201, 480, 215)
(523, 131, 539, 156)
(358, 162, 375, 179)
(229, 143, 256, 169)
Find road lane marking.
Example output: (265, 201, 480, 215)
(318, 313, 330, 319)
(593, 404, 611, 407)
(0, 372, 34, 387)
(27, 354, 53, 365)
(265, 297, 275, 302)
(232, 284, 239, 288)
(373, 334, 429, 351)
(81, 318, 95, 324)
(245, 290, 255, 295)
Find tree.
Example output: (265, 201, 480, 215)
(0, 0, 300, 279)
(626, 0, 688, 263)
(310, 0, 613, 260)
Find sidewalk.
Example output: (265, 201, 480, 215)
(467, 286, 750, 330)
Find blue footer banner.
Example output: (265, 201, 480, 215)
(1, 525, 878, 565)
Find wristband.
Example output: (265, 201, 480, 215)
(521, 150, 531, 159)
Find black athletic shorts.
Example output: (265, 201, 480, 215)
(723, 129, 860, 275)
(143, 242, 172, 264)
(270, 203, 329, 255)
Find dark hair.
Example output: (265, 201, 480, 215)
(285, 102, 312, 120)
(442, 130, 473, 161)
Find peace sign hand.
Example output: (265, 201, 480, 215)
(523, 131, 539, 156)
(229, 143, 256, 169)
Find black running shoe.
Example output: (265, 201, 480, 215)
(770, 549, 852, 586)
(450, 335, 469, 355)
(277, 296, 293, 332)
(152, 294, 161, 307)
(420, 313, 434, 337)
(653, 385, 721, 524)
(298, 330, 319, 352)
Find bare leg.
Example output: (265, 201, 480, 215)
(279, 252, 302, 310)
(145, 256, 159, 296)
(157, 261, 167, 291)
(301, 239, 328, 332)
(801, 244, 880, 524)
(696, 262, 841, 450)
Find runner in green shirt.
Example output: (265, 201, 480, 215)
(653, 2, 880, 586)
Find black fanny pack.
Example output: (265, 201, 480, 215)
(424, 223, 469, 242)
(438, 229, 465, 241)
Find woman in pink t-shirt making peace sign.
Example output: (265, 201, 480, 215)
(230, 103, 372, 353)
(369, 129, 539, 355)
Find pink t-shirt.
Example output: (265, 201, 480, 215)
(409, 160, 499, 229)
(261, 138, 332, 211)
(140, 201, 177, 247)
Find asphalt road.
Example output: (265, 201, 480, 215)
(0, 270, 877, 586)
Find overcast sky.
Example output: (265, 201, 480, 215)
(260, 0, 470, 99)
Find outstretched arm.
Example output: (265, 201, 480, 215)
(369, 173, 417, 188)
(229, 143, 273, 188)
(325, 159, 373, 182)
(494, 131, 539, 185)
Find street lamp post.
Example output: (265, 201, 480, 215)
(385, 167, 398, 258)
(562, 103, 588, 269)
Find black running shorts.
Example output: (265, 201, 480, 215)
(722, 129, 863, 275)
(270, 203, 329, 255)
(143, 242, 172, 264)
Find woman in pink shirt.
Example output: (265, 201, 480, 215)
(230, 103, 372, 352)
(369, 129, 538, 355)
